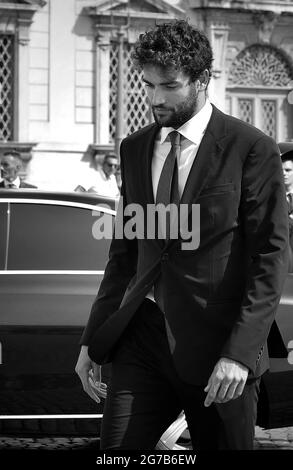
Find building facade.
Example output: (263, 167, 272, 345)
(0, 0, 293, 189)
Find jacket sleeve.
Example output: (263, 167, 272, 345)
(80, 140, 138, 345)
(221, 135, 289, 373)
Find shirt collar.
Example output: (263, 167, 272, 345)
(4, 177, 21, 188)
(159, 99, 213, 145)
(99, 167, 115, 181)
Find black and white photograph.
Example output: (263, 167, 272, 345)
(1, 0, 293, 464)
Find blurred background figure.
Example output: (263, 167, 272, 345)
(0, 151, 37, 189)
(279, 142, 293, 272)
(75, 153, 120, 197)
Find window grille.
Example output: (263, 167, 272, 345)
(0, 34, 14, 141)
(109, 42, 150, 142)
(261, 99, 276, 139)
(238, 99, 253, 124)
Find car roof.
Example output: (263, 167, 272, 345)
(0, 189, 118, 210)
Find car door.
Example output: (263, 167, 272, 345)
(0, 198, 114, 432)
(0, 200, 8, 270)
(258, 274, 293, 429)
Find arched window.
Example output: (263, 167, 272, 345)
(226, 44, 293, 141)
(228, 44, 293, 88)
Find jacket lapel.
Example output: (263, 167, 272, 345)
(179, 131, 218, 207)
(142, 124, 159, 206)
(140, 124, 167, 249)
(180, 105, 227, 206)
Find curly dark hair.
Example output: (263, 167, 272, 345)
(131, 20, 213, 82)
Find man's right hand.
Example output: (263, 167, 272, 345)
(75, 345, 107, 404)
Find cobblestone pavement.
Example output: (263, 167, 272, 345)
(0, 427, 293, 451)
(0, 435, 99, 451)
(254, 426, 293, 450)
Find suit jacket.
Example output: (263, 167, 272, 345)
(287, 220, 293, 272)
(83, 105, 289, 385)
(0, 180, 37, 189)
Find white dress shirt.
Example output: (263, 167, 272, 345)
(2, 177, 21, 188)
(87, 168, 120, 198)
(152, 100, 213, 201)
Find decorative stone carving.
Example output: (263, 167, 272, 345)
(94, 28, 111, 51)
(0, 142, 37, 162)
(252, 10, 279, 44)
(0, 141, 38, 179)
(87, 144, 115, 166)
(17, 17, 33, 45)
(228, 44, 293, 87)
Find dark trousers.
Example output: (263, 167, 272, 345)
(100, 299, 260, 450)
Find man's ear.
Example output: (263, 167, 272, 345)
(197, 69, 210, 90)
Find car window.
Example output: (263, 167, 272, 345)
(7, 203, 114, 270)
(0, 202, 8, 269)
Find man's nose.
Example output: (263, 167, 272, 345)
(151, 87, 165, 106)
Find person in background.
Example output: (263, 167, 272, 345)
(279, 142, 293, 272)
(75, 153, 120, 198)
(0, 151, 37, 189)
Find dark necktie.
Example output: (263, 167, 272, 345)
(156, 130, 181, 239)
(287, 193, 293, 215)
(154, 130, 181, 312)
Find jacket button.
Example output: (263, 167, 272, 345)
(161, 253, 169, 261)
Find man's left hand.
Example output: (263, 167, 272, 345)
(204, 357, 249, 407)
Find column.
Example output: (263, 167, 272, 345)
(94, 30, 111, 144)
(114, 27, 125, 156)
(15, 17, 33, 141)
(208, 22, 230, 112)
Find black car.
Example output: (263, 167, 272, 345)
(0, 190, 116, 436)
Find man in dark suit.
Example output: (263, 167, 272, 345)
(76, 20, 288, 450)
(0, 151, 37, 189)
